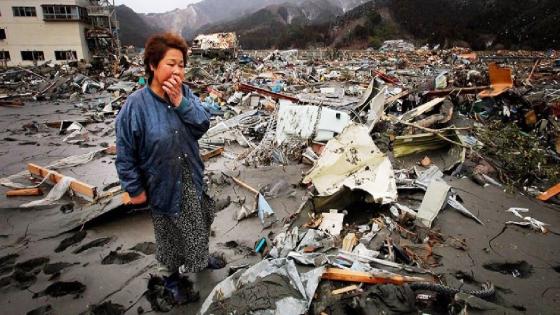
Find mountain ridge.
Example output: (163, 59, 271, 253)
(116, 0, 560, 50)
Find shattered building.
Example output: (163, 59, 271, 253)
(0, 0, 119, 67)
(191, 32, 239, 59)
(84, 0, 120, 61)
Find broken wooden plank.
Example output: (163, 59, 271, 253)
(27, 163, 98, 201)
(6, 188, 43, 197)
(384, 90, 411, 106)
(537, 183, 560, 201)
(222, 173, 259, 195)
(201, 147, 224, 161)
(332, 285, 359, 295)
(322, 268, 427, 285)
(400, 97, 446, 122)
(342, 233, 358, 252)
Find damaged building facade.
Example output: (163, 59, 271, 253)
(191, 32, 239, 59)
(0, 0, 119, 67)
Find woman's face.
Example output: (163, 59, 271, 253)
(150, 48, 185, 86)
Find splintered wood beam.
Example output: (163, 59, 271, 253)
(201, 147, 224, 161)
(384, 90, 411, 106)
(332, 285, 359, 295)
(27, 163, 97, 201)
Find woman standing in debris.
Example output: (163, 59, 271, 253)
(115, 33, 219, 277)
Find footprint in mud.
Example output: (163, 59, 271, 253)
(0, 275, 11, 289)
(73, 237, 113, 254)
(26, 305, 53, 315)
(11, 270, 38, 289)
(0, 253, 19, 276)
(80, 301, 125, 315)
(219, 240, 254, 256)
(55, 231, 87, 253)
(130, 242, 156, 255)
(33, 281, 86, 298)
(2, 257, 49, 290)
(43, 262, 79, 275)
(483, 261, 533, 278)
(553, 265, 560, 273)
(101, 251, 142, 265)
(15, 257, 50, 273)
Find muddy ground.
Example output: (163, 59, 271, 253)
(1, 101, 559, 314)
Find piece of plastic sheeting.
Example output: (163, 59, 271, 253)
(506, 207, 549, 233)
(257, 193, 276, 226)
(414, 165, 444, 190)
(287, 252, 329, 267)
(270, 226, 300, 258)
(20, 174, 74, 208)
(199, 258, 323, 315)
(300, 266, 325, 307)
(295, 228, 336, 252)
(352, 243, 380, 259)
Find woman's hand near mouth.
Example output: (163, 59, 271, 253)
(162, 74, 183, 107)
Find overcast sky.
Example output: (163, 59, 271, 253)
(114, 0, 201, 13)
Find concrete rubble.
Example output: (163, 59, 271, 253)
(1, 44, 559, 315)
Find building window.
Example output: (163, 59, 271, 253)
(12, 7, 37, 17)
(41, 5, 88, 21)
(0, 29, 5, 40)
(0, 51, 10, 61)
(55, 50, 77, 61)
(21, 51, 44, 61)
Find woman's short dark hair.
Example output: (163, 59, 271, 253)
(144, 33, 188, 80)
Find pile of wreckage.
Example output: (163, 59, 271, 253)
(190, 47, 559, 314)
(0, 41, 559, 314)
(0, 53, 143, 108)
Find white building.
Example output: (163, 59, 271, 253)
(0, 0, 118, 67)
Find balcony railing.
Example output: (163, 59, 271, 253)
(41, 5, 88, 22)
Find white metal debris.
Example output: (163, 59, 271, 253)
(303, 124, 398, 204)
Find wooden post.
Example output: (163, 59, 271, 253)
(6, 188, 43, 197)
